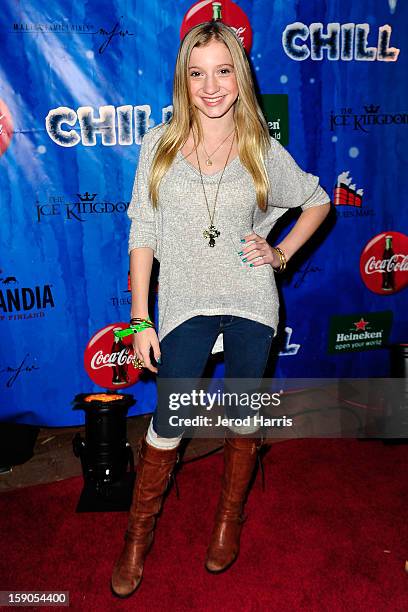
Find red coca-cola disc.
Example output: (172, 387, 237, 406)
(180, 0, 253, 52)
(84, 323, 143, 389)
(0, 99, 13, 157)
(360, 231, 408, 295)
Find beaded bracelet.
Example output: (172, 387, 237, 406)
(130, 316, 155, 326)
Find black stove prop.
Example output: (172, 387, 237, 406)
(72, 392, 136, 512)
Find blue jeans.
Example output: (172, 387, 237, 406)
(153, 315, 274, 437)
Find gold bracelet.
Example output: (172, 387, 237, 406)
(272, 246, 287, 273)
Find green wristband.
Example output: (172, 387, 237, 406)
(114, 322, 154, 338)
(113, 328, 134, 339)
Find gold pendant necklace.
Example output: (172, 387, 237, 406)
(202, 128, 235, 166)
(193, 129, 236, 247)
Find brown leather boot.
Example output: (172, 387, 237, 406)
(205, 435, 262, 573)
(111, 434, 180, 598)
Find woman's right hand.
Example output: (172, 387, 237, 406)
(133, 327, 161, 374)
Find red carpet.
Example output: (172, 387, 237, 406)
(0, 439, 407, 611)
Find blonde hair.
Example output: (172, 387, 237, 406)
(149, 21, 271, 211)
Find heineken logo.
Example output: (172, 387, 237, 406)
(259, 95, 289, 146)
(328, 312, 393, 354)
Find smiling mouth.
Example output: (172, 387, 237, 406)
(202, 96, 225, 104)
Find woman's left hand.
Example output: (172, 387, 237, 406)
(239, 233, 281, 269)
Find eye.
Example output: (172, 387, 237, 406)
(219, 68, 232, 75)
(189, 71, 202, 78)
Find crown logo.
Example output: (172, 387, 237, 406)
(77, 192, 97, 202)
(364, 104, 380, 114)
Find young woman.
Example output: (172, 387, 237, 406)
(111, 21, 331, 598)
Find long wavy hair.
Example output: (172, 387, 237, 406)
(148, 21, 271, 211)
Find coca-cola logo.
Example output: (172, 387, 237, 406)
(180, 0, 253, 53)
(0, 99, 13, 157)
(84, 323, 142, 389)
(360, 231, 408, 295)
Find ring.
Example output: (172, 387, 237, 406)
(133, 356, 145, 369)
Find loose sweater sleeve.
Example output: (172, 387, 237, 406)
(127, 130, 157, 255)
(253, 136, 331, 239)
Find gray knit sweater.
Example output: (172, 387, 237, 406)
(128, 123, 330, 351)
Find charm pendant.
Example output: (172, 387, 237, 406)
(203, 224, 220, 247)
(206, 159, 212, 166)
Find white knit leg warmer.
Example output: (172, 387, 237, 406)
(146, 417, 183, 450)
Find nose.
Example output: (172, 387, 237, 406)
(202, 74, 220, 96)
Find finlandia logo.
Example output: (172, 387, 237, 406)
(0, 273, 55, 320)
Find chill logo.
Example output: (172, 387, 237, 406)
(46, 105, 173, 147)
(279, 327, 301, 356)
(84, 323, 142, 389)
(282, 23, 400, 61)
(334, 172, 374, 218)
(0, 273, 55, 321)
(328, 311, 393, 353)
(360, 231, 408, 295)
(0, 99, 13, 157)
(330, 105, 407, 133)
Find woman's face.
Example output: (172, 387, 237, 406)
(188, 39, 239, 121)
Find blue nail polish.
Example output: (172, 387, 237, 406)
(249, 263, 254, 267)
(237, 251, 243, 255)
(242, 257, 247, 262)
(240, 239, 246, 243)
(157, 357, 161, 364)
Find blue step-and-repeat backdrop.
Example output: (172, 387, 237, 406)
(0, 1, 407, 425)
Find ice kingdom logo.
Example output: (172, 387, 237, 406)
(330, 105, 407, 133)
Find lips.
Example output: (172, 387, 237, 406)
(202, 95, 225, 106)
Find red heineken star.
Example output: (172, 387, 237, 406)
(354, 318, 369, 331)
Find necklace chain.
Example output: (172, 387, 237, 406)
(193, 128, 236, 247)
(201, 128, 235, 166)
